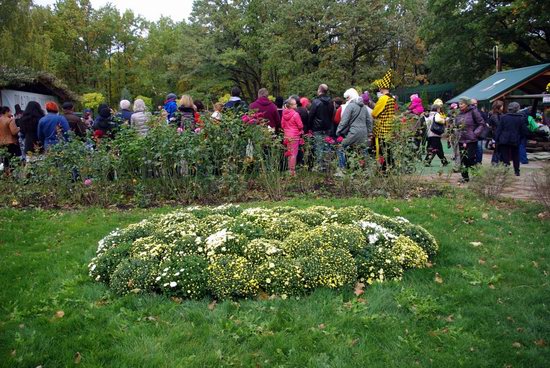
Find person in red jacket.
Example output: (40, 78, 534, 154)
(281, 98, 303, 176)
(249, 88, 281, 131)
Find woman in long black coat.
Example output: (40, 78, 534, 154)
(494, 102, 529, 176)
(18, 101, 45, 155)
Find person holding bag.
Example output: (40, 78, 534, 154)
(0, 106, 21, 175)
(424, 104, 449, 167)
(335, 88, 372, 175)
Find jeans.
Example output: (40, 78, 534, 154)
(476, 140, 484, 164)
(519, 137, 528, 164)
(313, 131, 330, 170)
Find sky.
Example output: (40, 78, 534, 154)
(33, 0, 195, 22)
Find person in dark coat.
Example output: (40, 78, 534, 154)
(18, 101, 44, 155)
(455, 96, 485, 182)
(488, 100, 504, 164)
(308, 84, 334, 171)
(224, 87, 248, 112)
(93, 104, 118, 138)
(495, 102, 529, 176)
(249, 88, 281, 131)
(117, 100, 133, 123)
(62, 102, 88, 138)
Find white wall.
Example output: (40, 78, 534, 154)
(0, 89, 59, 113)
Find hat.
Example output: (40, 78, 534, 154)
(119, 99, 131, 110)
(99, 107, 111, 119)
(343, 88, 359, 100)
(507, 102, 520, 113)
(458, 96, 471, 105)
(62, 102, 74, 110)
(433, 98, 444, 106)
(45, 101, 58, 113)
(410, 94, 419, 101)
(375, 69, 393, 90)
(166, 93, 177, 100)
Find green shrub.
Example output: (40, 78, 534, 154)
(110, 258, 159, 295)
(89, 205, 437, 300)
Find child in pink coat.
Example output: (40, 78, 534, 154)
(408, 94, 425, 115)
(281, 98, 303, 176)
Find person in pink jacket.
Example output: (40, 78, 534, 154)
(408, 94, 424, 115)
(281, 98, 303, 176)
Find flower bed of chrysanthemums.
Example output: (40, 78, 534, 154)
(88, 205, 438, 300)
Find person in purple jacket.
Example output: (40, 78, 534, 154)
(37, 101, 70, 151)
(455, 96, 485, 182)
(249, 88, 281, 131)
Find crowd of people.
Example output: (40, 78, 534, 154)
(1, 71, 549, 182)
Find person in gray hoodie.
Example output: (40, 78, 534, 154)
(335, 88, 372, 172)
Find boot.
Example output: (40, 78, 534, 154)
(441, 158, 449, 167)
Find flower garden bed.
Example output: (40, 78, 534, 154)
(89, 205, 438, 299)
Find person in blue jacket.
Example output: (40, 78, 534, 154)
(163, 93, 178, 120)
(37, 101, 70, 151)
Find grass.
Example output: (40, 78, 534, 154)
(0, 195, 549, 367)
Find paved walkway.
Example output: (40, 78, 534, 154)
(418, 143, 549, 201)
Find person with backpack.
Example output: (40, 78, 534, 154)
(455, 96, 485, 182)
(335, 88, 372, 175)
(37, 101, 70, 151)
(424, 104, 449, 167)
(308, 84, 334, 171)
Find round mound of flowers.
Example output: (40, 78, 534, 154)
(89, 204, 438, 299)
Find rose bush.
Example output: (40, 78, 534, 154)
(89, 204, 438, 299)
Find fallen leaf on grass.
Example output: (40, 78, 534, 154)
(350, 338, 359, 347)
(257, 292, 269, 301)
(516, 327, 525, 333)
(393, 207, 400, 213)
(445, 315, 454, 323)
(470, 241, 482, 247)
(426, 261, 433, 268)
(170, 297, 182, 304)
(482, 213, 489, 219)
(534, 339, 546, 347)
(354, 282, 365, 296)
(488, 284, 495, 289)
(74, 352, 81, 364)
(318, 323, 326, 330)
(434, 273, 443, 284)
(54, 310, 64, 319)
(208, 300, 217, 311)
(10, 350, 16, 357)
(512, 342, 522, 348)
(478, 258, 486, 265)
(532, 261, 539, 268)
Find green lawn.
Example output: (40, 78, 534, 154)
(0, 195, 549, 367)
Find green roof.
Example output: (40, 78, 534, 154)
(447, 63, 550, 104)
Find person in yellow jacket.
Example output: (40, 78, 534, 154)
(371, 69, 396, 170)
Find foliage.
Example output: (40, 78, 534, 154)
(532, 165, 550, 211)
(135, 95, 153, 110)
(1, 197, 549, 367)
(81, 92, 106, 111)
(422, 0, 550, 89)
(469, 164, 514, 199)
(88, 204, 437, 300)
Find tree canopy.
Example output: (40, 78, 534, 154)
(1, 0, 548, 106)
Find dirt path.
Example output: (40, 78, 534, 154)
(420, 151, 549, 201)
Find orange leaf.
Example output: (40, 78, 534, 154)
(534, 339, 546, 347)
(54, 310, 65, 319)
(74, 352, 82, 364)
(434, 273, 443, 284)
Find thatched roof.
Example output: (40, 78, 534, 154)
(0, 66, 80, 102)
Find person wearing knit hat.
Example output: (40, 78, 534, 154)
(455, 95, 486, 182)
(93, 105, 118, 138)
(163, 93, 178, 119)
(372, 69, 397, 170)
(300, 97, 311, 110)
(117, 99, 133, 123)
(37, 101, 69, 151)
